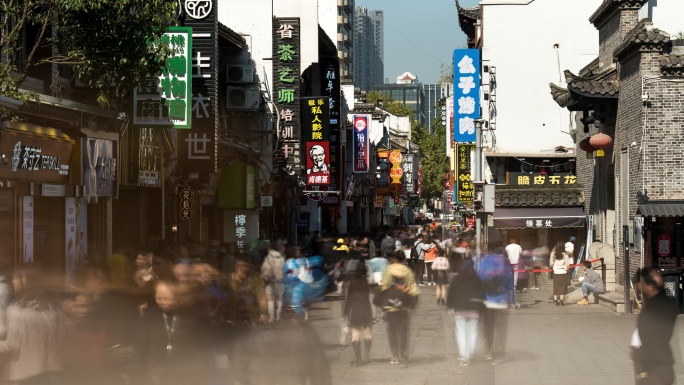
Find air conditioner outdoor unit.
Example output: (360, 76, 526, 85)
(226, 65, 255, 84)
(226, 85, 261, 110)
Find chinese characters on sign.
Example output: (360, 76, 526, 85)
(455, 144, 475, 203)
(133, 27, 193, 128)
(235, 214, 247, 251)
(321, 58, 341, 203)
(179, 189, 193, 220)
(452, 49, 480, 142)
(525, 219, 555, 228)
(177, 3, 217, 175)
(0, 131, 73, 184)
(273, 18, 302, 176)
(511, 173, 577, 186)
(402, 154, 415, 193)
(302, 97, 330, 186)
(352, 115, 370, 173)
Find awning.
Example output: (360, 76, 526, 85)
(637, 201, 684, 217)
(493, 207, 585, 229)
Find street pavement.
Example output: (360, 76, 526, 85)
(305, 287, 684, 385)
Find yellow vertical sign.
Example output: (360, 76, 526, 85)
(455, 144, 475, 203)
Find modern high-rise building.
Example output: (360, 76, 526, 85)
(374, 72, 427, 127)
(337, 0, 354, 80)
(353, 7, 384, 91)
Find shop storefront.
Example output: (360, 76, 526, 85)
(492, 207, 586, 251)
(0, 122, 75, 276)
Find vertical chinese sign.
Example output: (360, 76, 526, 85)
(224, 210, 259, 254)
(452, 49, 480, 143)
(301, 97, 330, 186)
(273, 18, 302, 177)
(455, 144, 475, 203)
(352, 115, 370, 173)
(322, 58, 341, 204)
(133, 27, 193, 129)
(402, 154, 415, 194)
(178, 0, 218, 174)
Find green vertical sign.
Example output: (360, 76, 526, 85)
(133, 26, 193, 129)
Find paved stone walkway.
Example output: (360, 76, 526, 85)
(306, 287, 684, 385)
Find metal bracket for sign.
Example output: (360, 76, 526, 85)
(302, 190, 341, 195)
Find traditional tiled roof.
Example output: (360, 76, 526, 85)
(455, 0, 480, 47)
(660, 54, 684, 76)
(549, 83, 573, 108)
(351, 103, 375, 113)
(614, 19, 670, 59)
(455, 0, 480, 20)
(218, 22, 246, 49)
(564, 70, 619, 98)
(589, 0, 647, 28)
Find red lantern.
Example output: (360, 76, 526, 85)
(589, 133, 613, 157)
(579, 137, 595, 152)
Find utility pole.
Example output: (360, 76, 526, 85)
(475, 119, 484, 258)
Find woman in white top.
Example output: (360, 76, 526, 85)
(549, 242, 570, 306)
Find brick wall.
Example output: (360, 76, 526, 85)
(597, 9, 639, 71)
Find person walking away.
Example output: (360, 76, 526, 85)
(379, 251, 419, 366)
(413, 234, 430, 285)
(380, 231, 396, 259)
(631, 267, 678, 385)
(550, 242, 570, 306)
(477, 242, 513, 364)
(261, 240, 286, 322)
(431, 252, 450, 305)
(423, 237, 438, 286)
(344, 268, 374, 366)
(577, 260, 606, 305)
(446, 257, 484, 366)
(505, 239, 522, 290)
(367, 253, 389, 322)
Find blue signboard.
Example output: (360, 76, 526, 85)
(453, 49, 480, 143)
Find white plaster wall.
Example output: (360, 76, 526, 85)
(318, 0, 337, 47)
(639, 0, 684, 37)
(218, 0, 320, 100)
(480, 0, 601, 153)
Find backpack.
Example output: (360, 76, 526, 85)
(373, 275, 418, 310)
(342, 258, 361, 278)
(410, 242, 422, 261)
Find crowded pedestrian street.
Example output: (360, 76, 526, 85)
(311, 287, 684, 385)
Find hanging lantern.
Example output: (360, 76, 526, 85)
(579, 137, 595, 159)
(589, 133, 613, 157)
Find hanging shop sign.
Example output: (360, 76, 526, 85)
(133, 27, 193, 129)
(178, 0, 217, 174)
(224, 210, 259, 252)
(132, 128, 162, 186)
(509, 172, 577, 186)
(302, 97, 331, 187)
(273, 18, 302, 177)
(455, 143, 475, 203)
(180, 188, 193, 220)
(0, 131, 73, 184)
(82, 138, 117, 203)
(352, 115, 370, 173)
(402, 154, 415, 194)
(23, 197, 33, 263)
(452, 49, 480, 143)
(321, 58, 341, 203)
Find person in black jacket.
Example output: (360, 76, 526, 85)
(446, 256, 484, 366)
(632, 267, 679, 385)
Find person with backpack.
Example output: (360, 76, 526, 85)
(422, 237, 438, 286)
(378, 251, 419, 367)
(412, 234, 432, 286)
(446, 257, 484, 366)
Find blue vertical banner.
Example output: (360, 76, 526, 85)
(352, 115, 370, 173)
(453, 49, 480, 143)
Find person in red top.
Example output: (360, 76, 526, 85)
(423, 237, 438, 286)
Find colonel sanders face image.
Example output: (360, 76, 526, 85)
(307, 144, 329, 174)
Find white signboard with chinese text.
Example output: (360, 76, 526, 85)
(223, 210, 259, 253)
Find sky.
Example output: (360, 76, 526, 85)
(354, 0, 480, 85)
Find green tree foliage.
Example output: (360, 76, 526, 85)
(364, 90, 448, 201)
(1, 0, 177, 110)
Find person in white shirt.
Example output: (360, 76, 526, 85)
(505, 239, 522, 290)
(565, 237, 576, 286)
